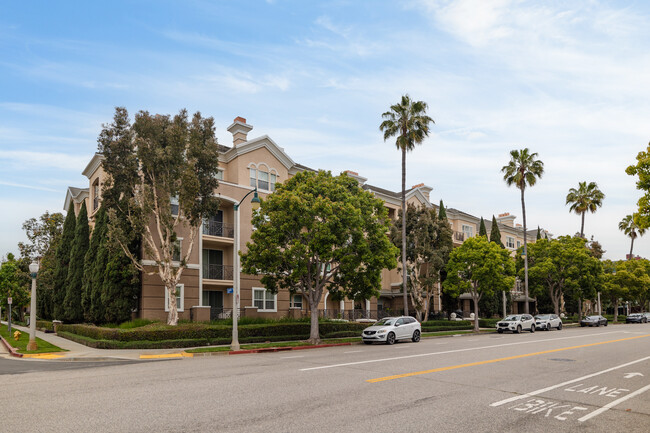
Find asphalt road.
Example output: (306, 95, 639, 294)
(1, 324, 649, 432)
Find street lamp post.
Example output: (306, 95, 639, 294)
(231, 188, 261, 351)
(27, 261, 39, 352)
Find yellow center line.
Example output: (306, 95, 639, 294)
(140, 352, 193, 359)
(367, 333, 650, 383)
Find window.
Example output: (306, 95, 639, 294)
(92, 180, 100, 211)
(171, 195, 179, 216)
(462, 224, 474, 238)
(165, 284, 184, 312)
(290, 294, 303, 309)
(517, 240, 521, 249)
(172, 239, 182, 262)
(249, 165, 277, 191)
(253, 288, 276, 312)
(506, 237, 515, 249)
(216, 169, 223, 181)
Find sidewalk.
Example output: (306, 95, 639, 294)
(1, 322, 193, 362)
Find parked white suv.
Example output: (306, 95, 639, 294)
(362, 316, 421, 345)
(496, 314, 535, 334)
(535, 314, 562, 330)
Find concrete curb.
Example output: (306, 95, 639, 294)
(0, 335, 24, 358)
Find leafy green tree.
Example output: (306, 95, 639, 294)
(525, 236, 598, 316)
(380, 95, 434, 316)
(82, 207, 107, 322)
(566, 181, 605, 238)
(443, 236, 515, 332)
(99, 107, 220, 325)
(626, 142, 650, 228)
(52, 205, 76, 320)
(0, 254, 30, 320)
(438, 200, 447, 220)
(602, 260, 649, 322)
(502, 148, 544, 314)
(619, 214, 646, 260)
(587, 237, 605, 259)
(241, 171, 398, 344)
(490, 215, 504, 247)
(390, 204, 453, 321)
(64, 202, 89, 323)
(479, 217, 487, 237)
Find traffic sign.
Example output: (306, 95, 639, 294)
(7, 297, 11, 305)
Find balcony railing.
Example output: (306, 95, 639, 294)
(454, 231, 466, 242)
(203, 221, 234, 238)
(203, 264, 234, 280)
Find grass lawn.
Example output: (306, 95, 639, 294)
(0, 325, 66, 354)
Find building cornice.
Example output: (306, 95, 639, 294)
(82, 153, 105, 179)
(222, 135, 295, 170)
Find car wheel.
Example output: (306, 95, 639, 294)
(546, 324, 551, 331)
(558, 322, 562, 330)
(596, 322, 600, 327)
(604, 321, 607, 327)
(412, 330, 421, 343)
(363, 341, 372, 345)
(386, 332, 396, 345)
(497, 329, 503, 334)
(581, 323, 586, 327)
(644, 319, 648, 323)
(516, 325, 522, 334)
(530, 324, 535, 333)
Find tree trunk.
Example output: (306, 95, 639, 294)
(401, 146, 408, 317)
(578, 297, 582, 319)
(580, 212, 585, 238)
(502, 290, 507, 318)
(166, 282, 179, 326)
(613, 300, 619, 323)
(308, 296, 321, 345)
(472, 294, 480, 333)
(629, 235, 635, 260)
(521, 188, 529, 314)
(551, 288, 560, 317)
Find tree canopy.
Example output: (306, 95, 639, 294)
(443, 236, 515, 332)
(241, 170, 398, 344)
(566, 181, 605, 238)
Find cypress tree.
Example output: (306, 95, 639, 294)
(82, 207, 107, 323)
(102, 235, 140, 324)
(438, 199, 447, 220)
(490, 215, 505, 248)
(536, 226, 542, 240)
(479, 217, 487, 237)
(52, 205, 76, 320)
(64, 202, 90, 323)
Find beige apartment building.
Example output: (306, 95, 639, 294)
(64, 117, 549, 322)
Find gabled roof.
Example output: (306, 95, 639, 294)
(63, 186, 89, 212)
(221, 135, 295, 170)
(82, 153, 105, 178)
(363, 184, 433, 208)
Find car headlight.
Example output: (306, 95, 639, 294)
(377, 329, 387, 334)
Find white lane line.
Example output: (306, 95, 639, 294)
(281, 355, 305, 359)
(344, 351, 362, 354)
(490, 355, 650, 407)
(578, 383, 650, 422)
(300, 331, 623, 372)
(435, 342, 448, 345)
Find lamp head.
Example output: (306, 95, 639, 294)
(251, 191, 261, 211)
(29, 261, 39, 276)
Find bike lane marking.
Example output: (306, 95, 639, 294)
(490, 354, 650, 407)
(367, 334, 650, 383)
(300, 330, 624, 372)
(577, 383, 650, 422)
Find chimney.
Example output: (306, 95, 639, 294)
(343, 170, 367, 186)
(226, 116, 253, 147)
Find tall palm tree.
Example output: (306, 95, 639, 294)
(380, 94, 434, 316)
(566, 181, 605, 238)
(619, 214, 646, 260)
(502, 148, 544, 315)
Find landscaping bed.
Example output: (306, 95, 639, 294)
(0, 326, 65, 354)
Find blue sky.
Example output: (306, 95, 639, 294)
(1, 0, 650, 260)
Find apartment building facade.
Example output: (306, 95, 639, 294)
(64, 117, 548, 321)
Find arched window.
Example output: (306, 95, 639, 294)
(249, 163, 278, 192)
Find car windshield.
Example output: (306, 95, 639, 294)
(535, 315, 551, 320)
(503, 315, 521, 321)
(373, 318, 395, 326)
(586, 316, 599, 320)
(629, 314, 640, 317)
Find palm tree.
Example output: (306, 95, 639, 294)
(502, 148, 544, 315)
(566, 181, 605, 238)
(619, 214, 646, 260)
(380, 94, 434, 316)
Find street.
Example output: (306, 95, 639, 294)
(1, 325, 649, 432)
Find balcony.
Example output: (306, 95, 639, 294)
(202, 221, 234, 238)
(454, 231, 466, 242)
(203, 264, 234, 281)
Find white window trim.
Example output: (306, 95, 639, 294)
(172, 238, 183, 262)
(165, 284, 184, 312)
(290, 294, 303, 309)
(461, 224, 474, 238)
(252, 287, 277, 312)
(248, 163, 279, 193)
(506, 236, 515, 249)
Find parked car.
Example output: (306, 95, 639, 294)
(496, 314, 535, 333)
(535, 314, 563, 330)
(580, 315, 608, 327)
(362, 316, 421, 345)
(626, 313, 649, 323)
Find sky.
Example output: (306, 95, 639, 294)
(1, 0, 650, 261)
